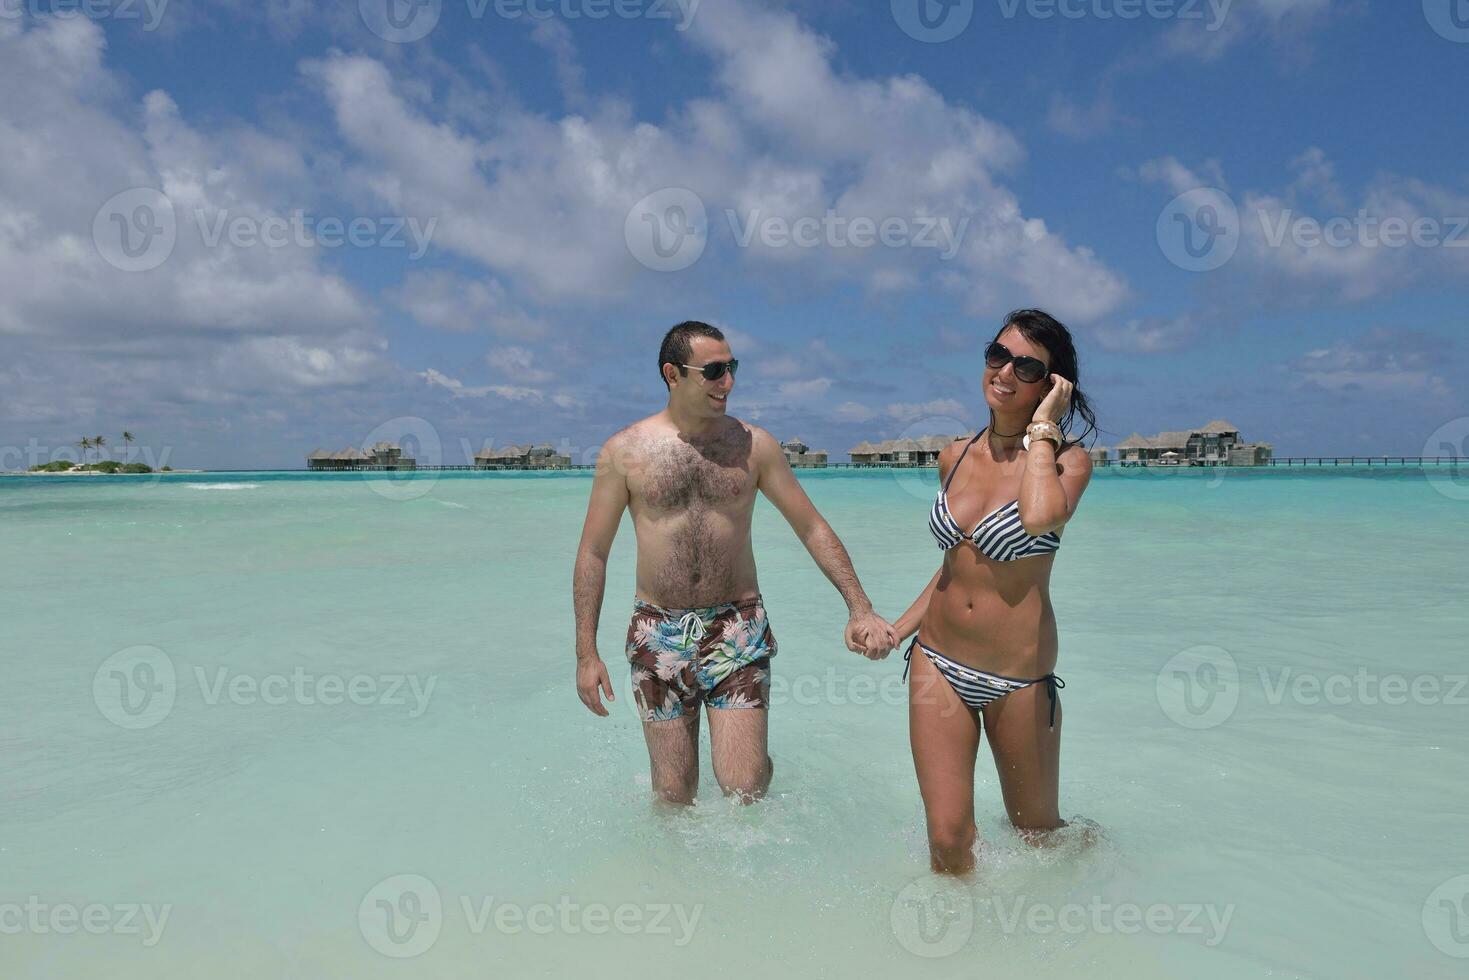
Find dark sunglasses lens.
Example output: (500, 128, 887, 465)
(701, 360, 733, 381)
(984, 343, 1008, 369)
(1014, 357, 1047, 383)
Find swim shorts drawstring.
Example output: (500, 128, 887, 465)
(677, 611, 707, 649)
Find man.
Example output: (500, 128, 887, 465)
(573, 321, 896, 806)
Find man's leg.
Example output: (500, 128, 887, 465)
(706, 707, 771, 803)
(642, 714, 700, 807)
(705, 658, 774, 804)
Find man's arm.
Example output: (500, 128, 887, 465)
(572, 433, 632, 715)
(752, 428, 896, 658)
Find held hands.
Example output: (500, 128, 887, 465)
(1032, 374, 1074, 426)
(844, 609, 898, 660)
(576, 655, 615, 716)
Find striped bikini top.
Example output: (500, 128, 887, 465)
(929, 429, 1061, 561)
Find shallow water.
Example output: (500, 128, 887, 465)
(2, 466, 1466, 978)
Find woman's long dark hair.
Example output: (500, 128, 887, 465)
(990, 308, 1098, 448)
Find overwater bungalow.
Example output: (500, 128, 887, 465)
(781, 437, 829, 469)
(307, 443, 416, 470)
(1116, 420, 1272, 466)
(472, 444, 572, 470)
(848, 433, 975, 467)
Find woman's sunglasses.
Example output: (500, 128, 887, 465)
(984, 342, 1049, 385)
(680, 359, 739, 382)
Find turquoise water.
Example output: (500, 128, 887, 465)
(2, 467, 1466, 979)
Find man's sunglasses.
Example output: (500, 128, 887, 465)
(679, 359, 739, 382)
(984, 342, 1049, 385)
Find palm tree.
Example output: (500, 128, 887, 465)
(93, 435, 107, 464)
(121, 431, 135, 465)
(77, 437, 92, 469)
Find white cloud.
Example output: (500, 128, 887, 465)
(394, 271, 545, 337)
(303, 1, 1128, 322)
(833, 401, 876, 423)
(487, 345, 554, 383)
(887, 399, 967, 422)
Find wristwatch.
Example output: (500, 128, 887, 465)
(1022, 420, 1061, 451)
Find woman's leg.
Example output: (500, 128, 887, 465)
(908, 646, 983, 874)
(981, 680, 1065, 844)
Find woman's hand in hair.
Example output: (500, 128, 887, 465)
(1032, 374, 1073, 425)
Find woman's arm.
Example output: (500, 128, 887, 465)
(893, 567, 942, 643)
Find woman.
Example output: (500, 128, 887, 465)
(892, 309, 1096, 874)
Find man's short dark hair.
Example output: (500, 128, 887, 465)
(658, 321, 725, 389)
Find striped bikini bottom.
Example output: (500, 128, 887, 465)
(903, 637, 1065, 729)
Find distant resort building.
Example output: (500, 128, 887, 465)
(781, 437, 829, 469)
(472, 444, 572, 470)
(307, 442, 416, 470)
(849, 434, 974, 467)
(1115, 420, 1272, 466)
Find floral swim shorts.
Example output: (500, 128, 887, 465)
(625, 595, 777, 722)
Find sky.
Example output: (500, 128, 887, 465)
(1, 0, 1467, 470)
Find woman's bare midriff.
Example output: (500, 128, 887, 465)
(920, 544, 1059, 679)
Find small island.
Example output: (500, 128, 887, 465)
(19, 433, 174, 475)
